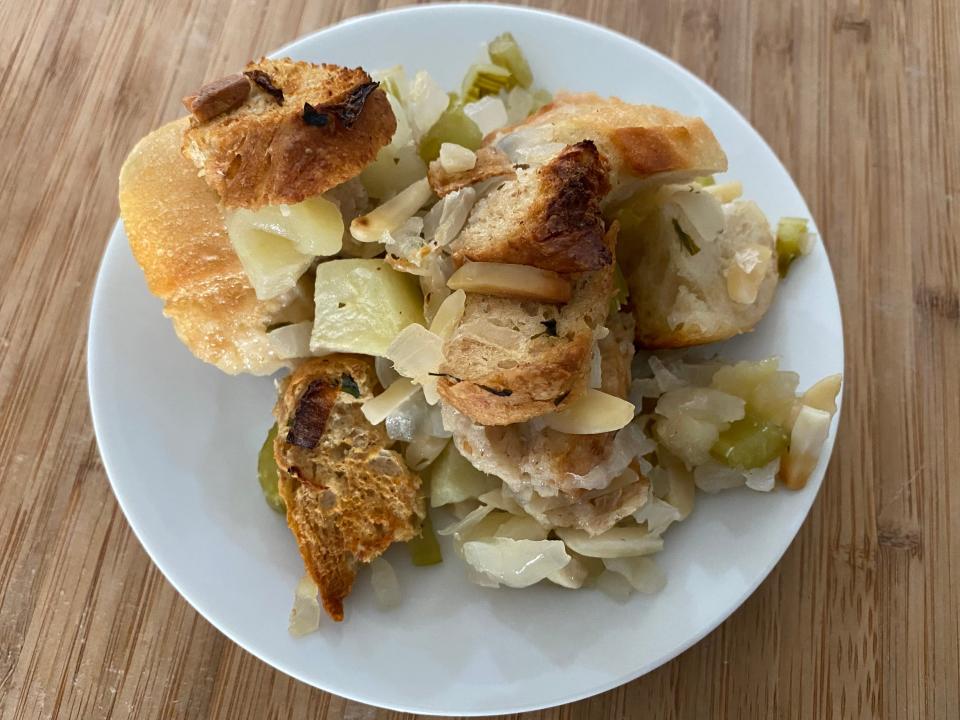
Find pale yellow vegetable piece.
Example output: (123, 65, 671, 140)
(361, 377, 419, 426)
(802, 373, 842, 414)
(555, 526, 664, 559)
(447, 262, 572, 303)
(428, 289, 467, 340)
(429, 442, 500, 507)
(385, 323, 444, 379)
(311, 259, 424, 356)
(227, 223, 313, 300)
(781, 405, 833, 489)
(726, 244, 774, 304)
(542, 389, 636, 435)
(350, 177, 433, 242)
(703, 180, 744, 203)
(603, 556, 667, 594)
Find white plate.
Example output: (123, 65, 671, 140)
(88, 4, 843, 715)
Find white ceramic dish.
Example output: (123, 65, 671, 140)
(88, 4, 843, 715)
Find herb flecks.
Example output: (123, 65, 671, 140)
(479, 384, 513, 397)
(673, 219, 700, 255)
(340, 374, 361, 398)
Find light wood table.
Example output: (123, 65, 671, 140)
(2, 1, 958, 717)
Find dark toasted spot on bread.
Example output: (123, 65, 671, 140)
(244, 69, 284, 104)
(304, 81, 381, 129)
(479, 384, 513, 397)
(287, 379, 338, 448)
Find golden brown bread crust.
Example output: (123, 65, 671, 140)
(427, 146, 516, 196)
(490, 92, 727, 182)
(274, 356, 423, 621)
(118, 118, 286, 375)
(450, 141, 611, 273)
(438, 225, 617, 426)
(182, 58, 396, 209)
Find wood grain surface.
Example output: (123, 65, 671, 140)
(1, 0, 958, 717)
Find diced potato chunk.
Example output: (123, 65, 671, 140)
(311, 259, 424, 356)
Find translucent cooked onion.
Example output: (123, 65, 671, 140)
(288, 575, 321, 637)
(604, 557, 666, 594)
(370, 558, 401, 610)
(439, 143, 477, 173)
(429, 443, 499, 507)
(361, 377, 419, 425)
(495, 515, 548, 541)
(662, 185, 725, 246)
(633, 496, 683, 535)
(505, 85, 534, 124)
(648, 356, 688, 393)
(556, 526, 663, 559)
(693, 462, 745, 493)
(384, 323, 444, 379)
(437, 502, 498, 536)
(267, 321, 314, 360)
(463, 96, 509, 136)
(744, 457, 780, 492)
(547, 553, 590, 589)
(655, 387, 745, 424)
(703, 180, 743, 204)
(458, 319, 526, 349)
(375, 356, 401, 388)
(594, 569, 635, 602)
(408, 70, 450, 139)
(405, 433, 449, 471)
(422, 187, 477, 247)
(566, 422, 656, 490)
(726, 243, 774, 304)
(542, 390, 636, 435)
(461, 538, 570, 588)
(350, 177, 432, 243)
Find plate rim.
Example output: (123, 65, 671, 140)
(88, 3, 845, 714)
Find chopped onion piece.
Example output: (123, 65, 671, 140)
(781, 405, 832, 489)
(408, 70, 450, 139)
(595, 569, 634, 602)
(463, 96, 509, 136)
(438, 502, 498, 536)
(604, 557, 666, 594)
(648, 356, 688, 393)
(693, 462, 745, 493)
(405, 434, 449, 471)
(370, 557, 401, 610)
(633, 496, 683, 535)
(543, 389, 636, 435)
(461, 538, 570, 588)
(478, 488, 525, 515)
(422, 187, 477, 247)
(656, 386, 745, 424)
(556, 526, 663, 559)
(428, 289, 466, 341)
(547, 553, 590, 589)
(288, 575, 321, 637)
(745, 457, 780, 492)
(663, 185, 725, 246)
(505, 85, 534, 124)
(439, 143, 477, 173)
(267, 321, 314, 359)
(447, 262, 572, 303)
(429, 442, 499, 507)
(385, 323, 444, 381)
(375, 356, 400, 388)
(361, 377, 419, 425)
(495, 515, 548, 541)
(350, 178, 432, 242)
(589, 343, 603, 389)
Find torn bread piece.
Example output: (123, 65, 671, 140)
(624, 198, 778, 348)
(182, 58, 396, 209)
(437, 224, 617, 425)
(489, 92, 727, 200)
(443, 310, 648, 535)
(119, 118, 303, 375)
(274, 356, 424, 621)
(449, 140, 611, 273)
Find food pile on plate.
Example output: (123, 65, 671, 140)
(118, 34, 841, 632)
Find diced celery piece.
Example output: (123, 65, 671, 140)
(776, 217, 809, 277)
(710, 415, 788, 469)
(408, 511, 443, 566)
(461, 62, 514, 103)
(418, 105, 483, 162)
(488, 32, 534, 88)
(258, 423, 285, 513)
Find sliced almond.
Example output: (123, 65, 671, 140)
(447, 262, 572, 303)
(542, 388, 636, 434)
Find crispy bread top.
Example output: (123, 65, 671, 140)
(273, 356, 423, 621)
(181, 58, 396, 209)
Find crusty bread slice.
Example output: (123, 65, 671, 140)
(118, 118, 293, 375)
(449, 141, 611, 273)
(489, 93, 726, 191)
(624, 199, 778, 348)
(437, 224, 617, 426)
(427, 146, 515, 197)
(442, 309, 647, 535)
(273, 355, 423, 621)
(182, 58, 396, 209)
